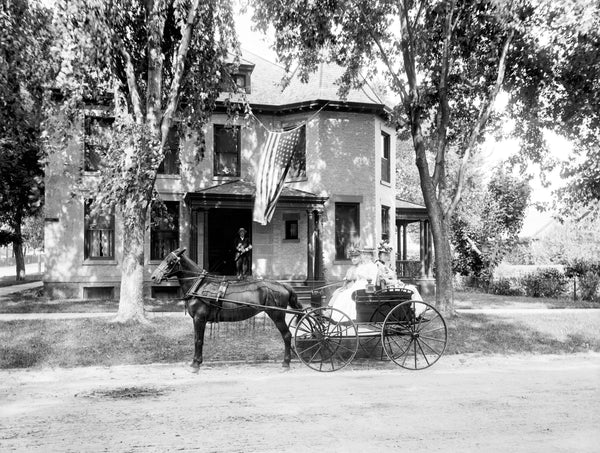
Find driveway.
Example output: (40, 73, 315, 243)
(1, 353, 599, 452)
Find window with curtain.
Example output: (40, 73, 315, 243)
(151, 201, 180, 260)
(84, 200, 115, 260)
(335, 203, 360, 260)
(213, 124, 240, 176)
(381, 131, 390, 183)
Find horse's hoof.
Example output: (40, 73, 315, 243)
(280, 367, 291, 373)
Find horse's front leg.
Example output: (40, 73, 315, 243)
(268, 312, 292, 368)
(191, 314, 207, 370)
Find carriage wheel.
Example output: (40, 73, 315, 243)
(293, 307, 358, 372)
(381, 301, 447, 370)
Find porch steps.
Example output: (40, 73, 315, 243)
(279, 280, 327, 307)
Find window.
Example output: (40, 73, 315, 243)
(335, 203, 360, 260)
(84, 116, 114, 171)
(381, 131, 391, 183)
(158, 125, 180, 175)
(284, 124, 307, 181)
(214, 125, 241, 176)
(285, 219, 299, 240)
(381, 205, 390, 240)
(84, 200, 115, 260)
(151, 201, 179, 260)
(233, 73, 251, 94)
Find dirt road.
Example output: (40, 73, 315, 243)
(1, 353, 599, 452)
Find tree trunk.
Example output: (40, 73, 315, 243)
(13, 240, 26, 281)
(428, 209, 455, 314)
(12, 218, 25, 281)
(114, 202, 149, 323)
(411, 119, 455, 314)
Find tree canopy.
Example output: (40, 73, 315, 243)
(50, 0, 243, 321)
(452, 165, 531, 279)
(0, 0, 53, 278)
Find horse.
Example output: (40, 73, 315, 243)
(150, 248, 304, 370)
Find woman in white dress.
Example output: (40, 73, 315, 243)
(329, 248, 379, 320)
(328, 249, 362, 320)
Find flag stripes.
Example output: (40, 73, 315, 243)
(253, 127, 303, 225)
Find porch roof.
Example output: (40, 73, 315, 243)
(396, 197, 429, 222)
(184, 180, 328, 210)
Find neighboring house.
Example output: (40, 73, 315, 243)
(44, 50, 434, 299)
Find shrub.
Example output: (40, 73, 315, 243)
(580, 271, 600, 302)
(521, 268, 568, 298)
(488, 278, 522, 296)
(564, 259, 600, 301)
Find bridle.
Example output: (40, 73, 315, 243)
(154, 251, 204, 282)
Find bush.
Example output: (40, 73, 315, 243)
(521, 268, 568, 298)
(488, 278, 523, 296)
(579, 272, 600, 302)
(564, 259, 600, 301)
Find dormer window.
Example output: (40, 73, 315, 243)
(232, 72, 251, 94)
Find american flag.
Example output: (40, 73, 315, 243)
(253, 127, 303, 225)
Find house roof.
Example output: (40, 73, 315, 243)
(396, 197, 429, 221)
(396, 198, 426, 210)
(184, 179, 328, 209)
(222, 49, 389, 114)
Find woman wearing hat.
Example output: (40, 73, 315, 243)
(234, 227, 252, 279)
(375, 242, 422, 301)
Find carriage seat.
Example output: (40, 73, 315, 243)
(352, 287, 414, 322)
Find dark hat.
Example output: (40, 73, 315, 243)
(238, 227, 247, 234)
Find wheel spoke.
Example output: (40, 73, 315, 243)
(418, 337, 441, 355)
(306, 343, 325, 364)
(416, 339, 431, 366)
(297, 340, 322, 355)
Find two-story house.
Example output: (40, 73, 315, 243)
(43, 50, 434, 300)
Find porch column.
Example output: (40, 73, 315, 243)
(314, 209, 323, 280)
(202, 209, 209, 270)
(419, 220, 426, 277)
(189, 208, 198, 263)
(306, 210, 315, 281)
(402, 224, 408, 260)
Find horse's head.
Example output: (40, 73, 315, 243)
(151, 247, 187, 283)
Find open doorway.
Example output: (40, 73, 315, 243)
(207, 208, 252, 275)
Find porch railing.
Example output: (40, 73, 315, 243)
(396, 260, 421, 279)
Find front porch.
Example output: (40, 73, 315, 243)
(184, 180, 328, 284)
(395, 198, 435, 296)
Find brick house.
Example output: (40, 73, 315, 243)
(43, 50, 434, 299)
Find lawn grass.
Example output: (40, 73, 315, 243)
(1, 312, 598, 369)
(455, 290, 599, 309)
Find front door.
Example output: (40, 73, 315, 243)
(207, 208, 252, 275)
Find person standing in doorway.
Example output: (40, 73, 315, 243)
(234, 227, 252, 279)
